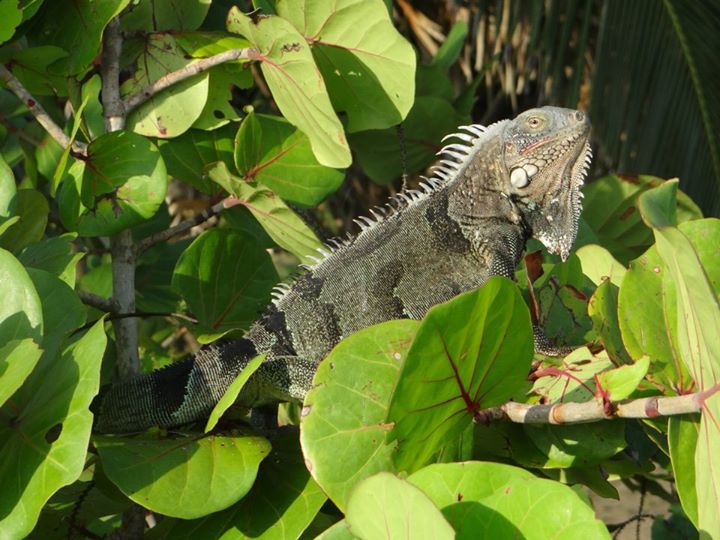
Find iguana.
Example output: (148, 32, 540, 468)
(93, 106, 592, 434)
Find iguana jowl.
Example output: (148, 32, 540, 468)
(94, 106, 592, 434)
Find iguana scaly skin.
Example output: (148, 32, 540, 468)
(94, 106, 591, 434)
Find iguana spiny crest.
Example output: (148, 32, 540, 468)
(93, 106, 591, 434)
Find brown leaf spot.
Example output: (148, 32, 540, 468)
(619, 206, 635, 221)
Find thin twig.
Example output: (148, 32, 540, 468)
(481, 383, 719, 424)
(77, 291, 120, 313)
(609, 513, 655, 538)
(73, 311, 198, 335)
(0, 64, 87, 153)
(136, 197, 240, 254)
(122, 48, 254, 115)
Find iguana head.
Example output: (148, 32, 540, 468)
(501, 106, 591, 261)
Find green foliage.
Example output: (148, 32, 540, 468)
(95, 432, 271, 519)
(388, 278, 533, 473)
(0, 1, 717, 537)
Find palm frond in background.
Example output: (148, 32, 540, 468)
(396, 0, 720, 216)
(590, 0, 720, 215)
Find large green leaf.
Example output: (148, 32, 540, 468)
(345, 473, 454, 540)
(0, 321, 106, 539)
(350, 96, 466, 185)
(234, 112, 344, 207)
(27, 268, 85, 349)
(591, 1, 720, 216)
(408, 462, 609, 539)
(575, 244, 626, 287)
(95, 432, 271, 519)
(638, 181, 720, 538)
(617, 219, 720, 388)
(0, 189, 49, 253)
(120, 0, 211, 32)
(0, 0, 22, 44)
(157, 124, 236, 193)
(0, 339, 42, 408)
(300, 320, 419, 510)
(227, 8, 351, 168)
(668, 415, 700, 527)
(122, 33, 210, 138)
(581, 174, 702, 263)
(588, 278, 633, 365)
(409, 462, 609, 537)
(7, 46, 69, 97)
(0, 247, 43, 343)
(208, 162, 323, 262)
(388, 278, 534, 473)
(172, 228, 278, 340)
(522, 422, 626, 469)
(58, 132, 168, 236)
(277, 0, 416, 133)
(18, 234, 84, 287)
(28, 0, 130, 75)
(145, 432, 326, 539)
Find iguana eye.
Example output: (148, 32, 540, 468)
(527, 116, 544, 129)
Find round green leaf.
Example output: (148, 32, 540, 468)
(59, 131, 168, 236)
(157, 124, 236, 193)
(171, 228, 278, 338)
(0, 321, 106, 538)
(346, 472, 454, 540)
(95, 432, 271, 519)
(408, 462, 609, 540)
(0, 247, 43, 343)
(300, 319, 419, 510)
(388, 278, 533, 473)
(0, 0, 22, 44)
(123, 34, 210, 138)
(522, 422, 626, 468)
(581, 175, 702, 264)
(18, 233, 84, 286)
(235, 112, 345, 207)
(0, 189, 49, 253)
(28, 0, 130, 75)
(120, 0, 211, 32)
(576, 244, 626, 287)
(192, 65, 249, 130)
(145, 432, 326, 539)
(227, 8, 351, 168)
(277, 0, 416, 133)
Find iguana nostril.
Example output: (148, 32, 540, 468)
(574, 111, 585, 122)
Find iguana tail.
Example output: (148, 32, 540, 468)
(92, 338, 258, 434)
